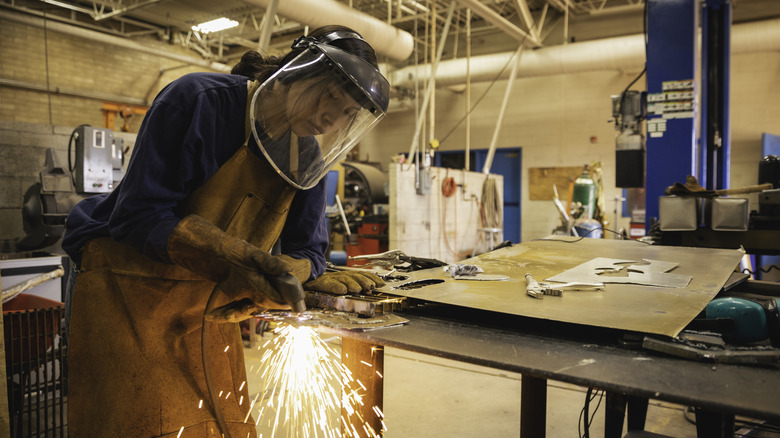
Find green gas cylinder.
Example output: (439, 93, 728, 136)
(572, 167, 597, 219)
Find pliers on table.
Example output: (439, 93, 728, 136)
(525, 273, 604, 299)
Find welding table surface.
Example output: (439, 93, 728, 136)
(322, 306, 780, 423)
(377, 238, 744, 337)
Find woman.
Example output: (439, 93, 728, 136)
(63, 25, 388, 437)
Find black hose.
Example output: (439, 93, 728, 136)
(202, 285, 232, 438)
(582, 387, 593, 438)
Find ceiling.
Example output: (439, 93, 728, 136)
(3, 0, 780, 68)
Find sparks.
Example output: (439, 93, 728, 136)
(248, 322, 385, 437)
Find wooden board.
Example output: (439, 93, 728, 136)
(528, 166, 583, 200)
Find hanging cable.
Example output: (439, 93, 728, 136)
(741, 264, 780, 275)
(439, 48, 522, 146)
(578, 388, 603, 438)
(442, 176, 485, 258)
(441, 176, 459, 258)
(481, 176, 502, 230)
(442, 176, 458, 198)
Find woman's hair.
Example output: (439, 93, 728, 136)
(231, 25, 378, 82)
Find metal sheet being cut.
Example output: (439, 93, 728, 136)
(376, 238, 744, 337)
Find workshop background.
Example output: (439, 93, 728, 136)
(2, 0, 780, 248)
(2, 0, 780, 437)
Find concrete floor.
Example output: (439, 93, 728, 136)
(243, 331, 707, 438)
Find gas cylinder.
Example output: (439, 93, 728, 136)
(572, 166, 597, 219)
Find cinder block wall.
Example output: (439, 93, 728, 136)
(389, 164, 503, 264)
(0, 16, 214, 129)
(0, 13, 206, 251)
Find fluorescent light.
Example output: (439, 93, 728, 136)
(192, 17, 238, 34)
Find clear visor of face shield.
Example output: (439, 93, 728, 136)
(250, 46, 387, 190)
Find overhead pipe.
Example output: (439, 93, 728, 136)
(513, 0, 538, 40)
(389, 17, 780, 89)
(483, 46, 524, 175)
(245, 0, 414, 61)
(465, 8, 472, 171)
(256, 0, 279, 52)
(0, 9, 230, 72)
(391, 33, 645, 88)
(457, 0, 541, 47)
(0, 77, 149, 106)
(406, 2, 457, 165)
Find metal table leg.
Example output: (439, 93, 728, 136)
(521, 375, 547, 438)
(605, 392, 649, 438)
(342, 337, 385, 436)
(695, 408, 734, 438)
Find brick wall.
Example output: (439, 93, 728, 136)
(0, 16, 211, 130)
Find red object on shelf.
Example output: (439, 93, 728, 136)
(346, 222, 388, 267)
(3, 293, 64, 362)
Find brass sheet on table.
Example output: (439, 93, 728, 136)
(379, 238, 744, 337)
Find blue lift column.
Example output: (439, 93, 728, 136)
(645, 0, 699, 228)
(700, 0, 732, 190)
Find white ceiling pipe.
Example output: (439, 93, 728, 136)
(246, 0, 414, 61)
(390, 17, 780, 88)
(0, 9, 230, 72)
(391, 34, 645, 88)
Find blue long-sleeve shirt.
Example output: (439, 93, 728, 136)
(63, 72, 328, 280)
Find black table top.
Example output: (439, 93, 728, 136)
(322, 305, 780, 422)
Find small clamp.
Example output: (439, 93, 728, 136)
(525, 273, 604, 299)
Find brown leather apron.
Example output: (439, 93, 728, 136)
(68, 85, 299, 436)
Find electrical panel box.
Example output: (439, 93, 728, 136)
(74, 126, 114, 194)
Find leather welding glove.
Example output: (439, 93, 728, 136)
(304, 270, 385, 295)
(167, 215, 311, 317)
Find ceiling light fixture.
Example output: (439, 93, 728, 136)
(192, 17, 238, 34)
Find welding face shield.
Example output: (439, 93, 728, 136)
(249, 38, 389, 190)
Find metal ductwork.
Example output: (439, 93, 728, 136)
(0, 9, 230, 72)
(390, 17, 780, 89)
(245, 0, 414, 62)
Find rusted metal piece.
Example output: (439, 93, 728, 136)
(304, 291, 407, 317)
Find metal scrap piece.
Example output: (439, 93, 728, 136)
(304, 290, 406, 317)
(547, 257, 692, 288)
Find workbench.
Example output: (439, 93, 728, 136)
(323, 238, 778, 437)
(324, 304, 780, 438)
